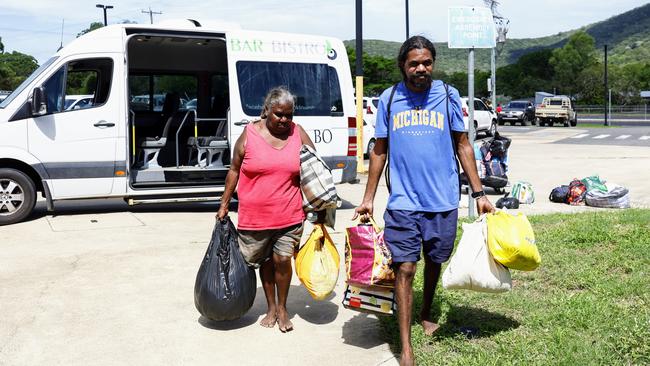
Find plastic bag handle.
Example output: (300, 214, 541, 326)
(353, 216, 381, 233)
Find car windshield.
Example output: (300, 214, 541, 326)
(508, 102, 527, 109)
(0, 56, 59, 109)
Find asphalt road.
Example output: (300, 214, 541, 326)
(497, 125, 650, 147)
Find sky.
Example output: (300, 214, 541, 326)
(1, 0, 648, 64)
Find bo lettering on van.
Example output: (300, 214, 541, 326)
(313, 129, 333, 144)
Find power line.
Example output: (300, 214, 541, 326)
(141, 7, 162, 24)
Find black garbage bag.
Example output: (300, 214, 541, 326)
(194, 218, 257, 321)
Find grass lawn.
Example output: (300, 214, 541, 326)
(380, 209, 650, 365)
(576, 123, 621, 128)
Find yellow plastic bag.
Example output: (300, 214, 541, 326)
(296, 224, 340, 300)
(486, 211, 541, 271)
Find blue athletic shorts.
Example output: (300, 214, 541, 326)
(383, 209, 458, 264)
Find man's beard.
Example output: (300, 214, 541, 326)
(408, 73, 432, 89)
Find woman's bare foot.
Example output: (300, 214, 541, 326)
(420, 318, 440, 336)
(259, 308, 277, 328)
(277, 307, 293, 333)
(399, 349, 414, 366)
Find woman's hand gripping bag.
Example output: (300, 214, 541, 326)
(486, 211, 541, 271)
(345, 218, 395, 288)
(442, 216, 512, 293)
(295, 224, 340, 300)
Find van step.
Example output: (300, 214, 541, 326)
(127, 196, 221, 205)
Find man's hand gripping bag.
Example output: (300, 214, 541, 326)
(194, 218, 257, 321)
(486, 211, 541, 271)
(295, 224, 340, 300)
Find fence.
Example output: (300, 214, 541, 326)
(575, 104, 650, 120)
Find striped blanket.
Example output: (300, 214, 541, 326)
(300, 144, 339, 212)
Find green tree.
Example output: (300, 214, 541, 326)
(550, 31, 598, 97)
(77, 22, 104, 38)
(0, 51, 38, 90)
(0, 37, 4, 53)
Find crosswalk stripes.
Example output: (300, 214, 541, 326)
(567, 133, 650, 141)
(571, 133, 589, 139)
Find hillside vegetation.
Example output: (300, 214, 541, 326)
(345, 3, 650, 73)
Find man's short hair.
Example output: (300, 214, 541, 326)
(397, 36, 437, 80)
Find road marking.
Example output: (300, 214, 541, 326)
(615, 135, 631, 140)
(640, 136, 650, 141)
(593, 134, 610, 139)
(571, 134, 589, 139)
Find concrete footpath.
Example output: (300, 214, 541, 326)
(1, 127, 649, 365)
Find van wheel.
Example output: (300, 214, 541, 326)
(0, 168, 37, 225)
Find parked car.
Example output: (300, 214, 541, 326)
(362, 118, 376, 157)
(461, 97, 497, 138)
(64, 95, 94, 111)
(362, 96, 379, 127)
(498, 100, 535, 126)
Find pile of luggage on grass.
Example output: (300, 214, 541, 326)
(549, 175, 630, 208)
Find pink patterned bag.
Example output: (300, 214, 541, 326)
(345, 218, 395, 288)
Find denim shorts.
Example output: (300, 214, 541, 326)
(383, 209, 458, 264)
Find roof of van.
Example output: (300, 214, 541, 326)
(54, 19, 342, 61)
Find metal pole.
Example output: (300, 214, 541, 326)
(405, 0, 410, 40)
(355, 0, 365, 173)
(491, 47, 496, 110)
(604, 44, 609, 126)
(103, 9, 107, 26)
(468, 49, 476, 219)
(608, 89, 612, 122)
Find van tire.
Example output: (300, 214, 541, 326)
(0, 168, 37, 225)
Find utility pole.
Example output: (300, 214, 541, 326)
(604, 44, 609, 126)
(405, 0, 410, 40)
(96, 4, 114, 26)
(141, 7, 162, 24)
(355, 0, 365, 173)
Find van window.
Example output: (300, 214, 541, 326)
(236, 61, 343, 117)
(129, 74, 197, 112)
(40, 58, 113, 114)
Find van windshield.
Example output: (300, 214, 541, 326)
(0, 56, 59, 109)
(236, 61, 342, 117)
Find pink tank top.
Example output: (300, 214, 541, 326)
(237, 122, 304, 230)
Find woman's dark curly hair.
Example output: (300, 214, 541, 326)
(397, 36, 436, 80)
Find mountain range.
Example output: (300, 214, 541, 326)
(344, 3, 650, 73)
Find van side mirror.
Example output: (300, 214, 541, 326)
(31, 87, 47, 116)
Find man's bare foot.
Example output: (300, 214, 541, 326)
(259, 308, 277, 328)
(399, 349, 414, 366)
(421, 318, 440, 336)
(277, 307, 293, 333)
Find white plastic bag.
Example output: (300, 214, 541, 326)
(442, 217, 512, 293)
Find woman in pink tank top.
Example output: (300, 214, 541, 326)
(217, 87, 315, 332)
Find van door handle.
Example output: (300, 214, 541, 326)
(94, 120, 115, 128)
(234, 119, 250, 126)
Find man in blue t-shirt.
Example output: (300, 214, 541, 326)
(354, 36, 494, 366)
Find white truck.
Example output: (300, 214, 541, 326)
(0, 20, 358, 225)
(535, 96, 577, 127)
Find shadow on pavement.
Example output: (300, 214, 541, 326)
(26, 200, 238, 222)
(197, 284, 340, 331)
(341, 312, 387, 349)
